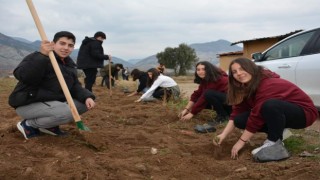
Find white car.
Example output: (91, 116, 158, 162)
(252, 27, 320, 110)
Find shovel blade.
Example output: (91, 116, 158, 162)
(76, 121, 91, 131)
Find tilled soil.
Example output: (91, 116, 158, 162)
(1, 78, 320, 179)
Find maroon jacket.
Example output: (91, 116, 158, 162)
(190, 72, 228, 115)
(230, 70, 318, 133)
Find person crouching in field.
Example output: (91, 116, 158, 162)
(127, 69, 149, 97)
(179, 61, 231, 124)
(135, 68, 180, 102)
(103, 63, 124, 89)
(215, 57, 318, 162)
(8, 31, 96, 140)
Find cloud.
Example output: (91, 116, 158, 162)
(1, 0, 319, 60)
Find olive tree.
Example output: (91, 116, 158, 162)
(156, 43, 198, 76)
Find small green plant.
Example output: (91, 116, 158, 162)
(166, 97, 188, 112)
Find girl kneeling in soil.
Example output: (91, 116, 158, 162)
(216, 58, 318, 160)
(179, 61, 231, 123)
(127, 69, 149, 97)
(135, 68, 180, 102)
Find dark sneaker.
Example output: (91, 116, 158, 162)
(39, 126, 68, 136)
(17, 120, 40, 140)
(207, 115, 229, 126)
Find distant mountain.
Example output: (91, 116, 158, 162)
(190, 39, 242, 65)
(0, 33, 38, 76)
(131, 40, 242, 70)
(103, 56, 133, 68)
(0, 33, 132, 76)
(127, 58, 142, 65)
(12, 37, 32, 44)
(0, 32, 242, 76)
(133, 55, 157, 71)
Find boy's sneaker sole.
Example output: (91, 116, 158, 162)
(39, 128, 58, 136)
(39, 127, 68, 136)
(17, 122, 28, 140)
(16, 120, 40, 140)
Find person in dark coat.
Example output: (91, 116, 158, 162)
(77, 31, 111, 92)
(103, 63, 124, 89)
(9, 31, 96, 140)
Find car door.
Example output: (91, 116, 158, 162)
(295, 30, 320, 108)
(256, 31, 315, 85)
(256, 57, 301, 84)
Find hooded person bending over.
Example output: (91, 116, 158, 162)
(127, 69, 149, 97)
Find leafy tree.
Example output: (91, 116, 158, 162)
(156, 43, 198, 76)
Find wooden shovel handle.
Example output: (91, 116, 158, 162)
(26, 0, 82, 122)
(109, 57, 112, 96)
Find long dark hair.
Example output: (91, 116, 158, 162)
(146, 68, 160, 87)
(130, 68, 144, 81)
(194, 61, 224, 84)
(227, 57, 265, 105)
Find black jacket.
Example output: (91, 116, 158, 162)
(8, 52, 95, 108)
(136, 72, 148, 93)
(76, 37, 109, 69)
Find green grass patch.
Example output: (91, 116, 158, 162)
(284, 136, 306, 154)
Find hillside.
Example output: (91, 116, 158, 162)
(0, 32, 242, 76)
(0, 33, 130, 76)
(130, 40, 242, 71)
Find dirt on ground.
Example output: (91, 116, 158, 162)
(0, 77, 320, 180)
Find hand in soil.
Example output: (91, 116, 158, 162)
(213, 136, 220, 146)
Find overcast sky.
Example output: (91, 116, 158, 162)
(1, 0, 319, 60)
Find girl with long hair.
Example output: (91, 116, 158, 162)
(135, 68, 180, 102)
(216, 58, 318, 161)
(179, 61, 230, 124)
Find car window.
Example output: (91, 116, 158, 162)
(263, 31, 315, 61)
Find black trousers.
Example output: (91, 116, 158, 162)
(83, 68, 98, 92)
(104, 76, 115, 89)
(233, 99, 306, 141)
(152, 87, 164, 99)
(204, 90, 231, 117)
(101, 75, 107, 86)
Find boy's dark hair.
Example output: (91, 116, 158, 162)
(94, 31, 106, 39)
(53, 31, 76, 43)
